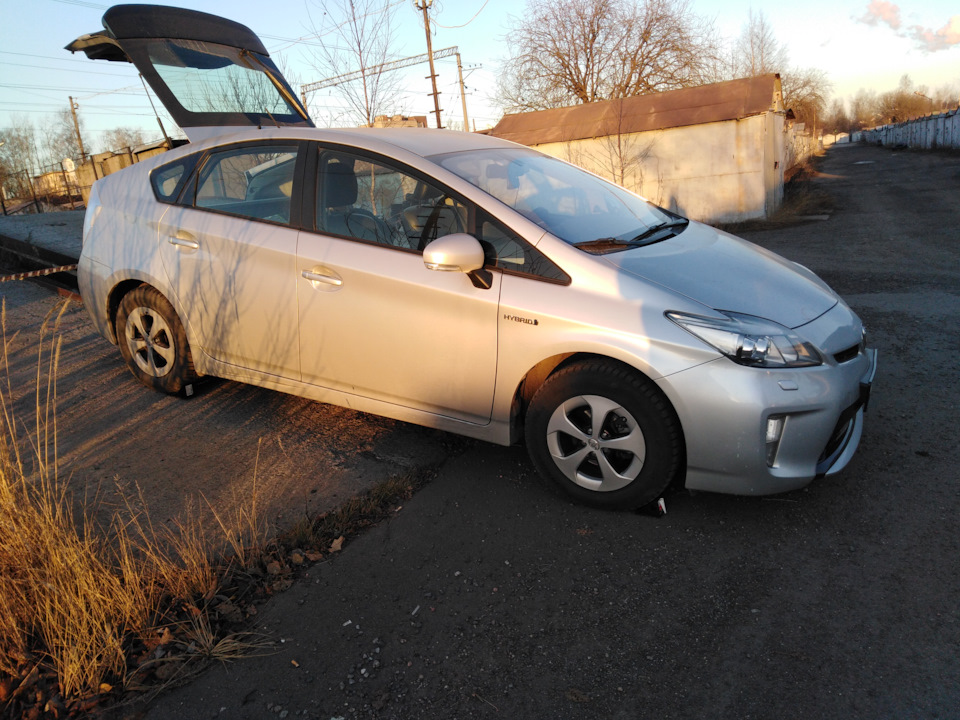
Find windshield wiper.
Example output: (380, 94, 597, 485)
(626, 219, 689, 243)
(574, 219, 689, 254)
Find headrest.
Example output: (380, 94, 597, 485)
(325, 159, 358, 207)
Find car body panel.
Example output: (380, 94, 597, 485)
(603, 222, 839, 329)
(157, 204, 302, 378)
(296, 230, 501, 424)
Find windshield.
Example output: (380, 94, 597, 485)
(434, 148, 676, 248)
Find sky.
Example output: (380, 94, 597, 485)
(1, 0, 958, 156)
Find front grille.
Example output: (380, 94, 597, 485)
(833, 343, 860, 364)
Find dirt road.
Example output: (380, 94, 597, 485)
(0, 281, 453, 535)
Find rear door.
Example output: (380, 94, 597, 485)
(157, 141, 304, 378)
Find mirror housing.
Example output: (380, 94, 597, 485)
(423, 233, 485, 273)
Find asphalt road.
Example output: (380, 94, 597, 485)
(133, 143, 960, 719)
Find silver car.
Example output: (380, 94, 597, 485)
(70, 5, 877, 509)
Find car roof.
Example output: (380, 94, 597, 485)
(181, 126, 524, 160)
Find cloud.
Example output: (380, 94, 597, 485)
(858, 2, 960, 52)
(860, 0, 901, 30)
(910, 15, 960, 52)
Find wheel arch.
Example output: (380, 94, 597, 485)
(106, 279, 198, 375)
(105, 279, 151, 344)
(509, 352, 686, 464)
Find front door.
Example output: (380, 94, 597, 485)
(296, 148, 500, 423)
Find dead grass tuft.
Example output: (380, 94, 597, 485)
(1, 297, 435, 714)
(0, 299, 270, 711)
(716, 159, 835, 234)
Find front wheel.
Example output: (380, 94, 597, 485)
(115, 285, 197, 394)
(525, 360, 682, 510)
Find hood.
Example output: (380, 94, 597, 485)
(604, 221, 838, 329)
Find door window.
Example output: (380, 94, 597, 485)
(317, 150, 468, 250)
(194, 144, 298, 223)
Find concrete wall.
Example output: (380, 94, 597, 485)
(530, 113, 788, 224)
(860, 110, 960, 150)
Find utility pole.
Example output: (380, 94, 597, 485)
(68, 96, 87, 163)
(456, 52, 469, 132)
(414, 0, 443, 129)
(0, 140, 6, 215)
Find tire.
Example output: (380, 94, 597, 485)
(115, 285, 197, 394)
(525, 360, 682, 510)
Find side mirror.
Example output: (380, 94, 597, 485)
(423, 233, 485, 273)
(422, 233, 493, 290)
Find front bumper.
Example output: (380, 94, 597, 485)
(816, 346, 877, 477)
(658, 345, 878, 496)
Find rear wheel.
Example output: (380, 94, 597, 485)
(525, 360, 682, 509)
(115, 285, 196, 394)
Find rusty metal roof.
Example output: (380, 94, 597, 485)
(488, 74, 783, 146)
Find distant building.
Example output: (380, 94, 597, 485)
(371, 115, 428, 128)
(488, 75, 811, 224)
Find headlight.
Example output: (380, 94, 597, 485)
(666, 311, 822, 368)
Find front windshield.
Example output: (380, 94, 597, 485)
(434, 148, 675, 247)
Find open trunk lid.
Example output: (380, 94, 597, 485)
(66, 4, 313, 142)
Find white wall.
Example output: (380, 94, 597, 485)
(531, 113, 787, 224)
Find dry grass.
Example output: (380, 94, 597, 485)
(0, 299, 269, 710)
(1, 296, 432, 714)
(716, 158, 836, 234)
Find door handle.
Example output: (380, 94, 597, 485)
(169, 231, 199, 250)
(301, 269, 343, 287)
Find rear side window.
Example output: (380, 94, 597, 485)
(193, 144, 298, 224)
(150, 155, 197, 203)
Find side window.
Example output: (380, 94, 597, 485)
(317, 150, 468, 250)
(150, 155, 197, 203)
(476, 209, 569, 283)
(194, 144, 298, 223)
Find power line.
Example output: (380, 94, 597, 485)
(0, 60, 135, 78)
(301, 46, 460, 95)
(48, 0, 107, 9)
(434, 0, 491, 29)
(0, 50, 113, 66)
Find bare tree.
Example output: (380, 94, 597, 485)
(43, 107, 84, 166)
(849, 88, 879, 129)
(497, 0, 718, 113)
(0, 117, 40, 198)
(781, 68, 831, 130)
(100, 127, 146, 153)
(725, 10, 830, 131)
(729, 9, 788, 77)
(307, 0, 402, 126)
(822, 98, 851, 135)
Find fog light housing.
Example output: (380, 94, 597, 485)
(766, 415, 786, 467)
